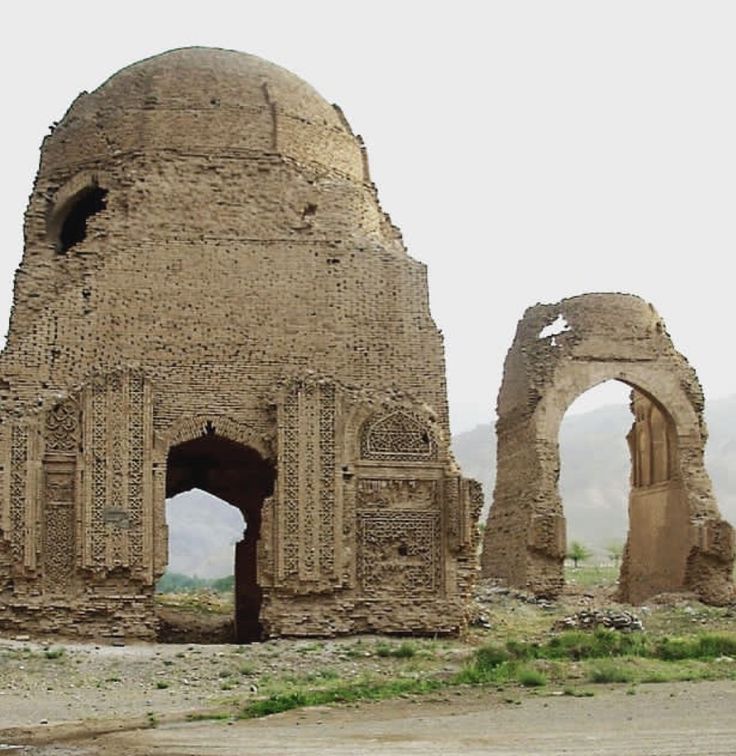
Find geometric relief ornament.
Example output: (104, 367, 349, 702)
(357, 510, 441, 595)
(276, 379, 340, 587)
(43, 463, 76, 588)
(44, 398, 80, 454)
(360, 410, 437, 462)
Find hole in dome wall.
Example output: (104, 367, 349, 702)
(56, 186, 108, 253)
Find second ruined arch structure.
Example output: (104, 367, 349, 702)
(482, 293, 735, 605)
(0, 48, 482, 642)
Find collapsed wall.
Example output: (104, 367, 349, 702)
(481, 293, 734, 605)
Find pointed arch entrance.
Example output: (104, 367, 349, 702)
(481, 294, 735, 605)
(165, 432, 275, 642)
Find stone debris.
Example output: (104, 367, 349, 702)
(553, 609, 644, 633)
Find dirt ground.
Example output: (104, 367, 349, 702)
(18, 680, 736, 755)
(2, 583, 735, 754)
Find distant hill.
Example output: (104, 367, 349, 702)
(165, 492, 246, 578)
(165, 395, 736, 577)
(452, 395, 736, 553)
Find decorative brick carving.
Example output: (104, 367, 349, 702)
(276, 379, 340, 586)
(127, 371, 146, 570)
(360, 410, 436, 462)
(9, 425, 28, 565)
(43, 463, 76, 589)
(88, 377, 107, 567)
(81, 370, 152, 572)
(357, 478, 437, 509)
(357, 510, 440, 595)
(318, 383, 337, 576)
(44, 399, 79, 454)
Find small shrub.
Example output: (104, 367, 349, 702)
(562, 687, 594, 697)
(505, 640, 536, 661)
(655, 637, 697, 661)
(696, 633, 736, 658)
(516, 666, 547, 687)
(44, 647, 65, 660)
(316, 667, 340, 680)
(374, 641, 417, 659)
(156, 680, 170, 689)
(394, 642, 417, 659)
(588, 661, 634, 684)
(544, 629, 646, 661)
(475, 644, 511, 671)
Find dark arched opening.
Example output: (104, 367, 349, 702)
(166, 434, 274, 642)
(56, 186, 108, 253)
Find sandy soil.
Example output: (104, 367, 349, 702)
(21, 680, 736, 755)
(0, 634, 454, 730)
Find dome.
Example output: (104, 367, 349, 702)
(41, 47, 364, 180)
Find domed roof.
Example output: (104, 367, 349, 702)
(42, 47, 364, 179)
(89, 48, 345, 129)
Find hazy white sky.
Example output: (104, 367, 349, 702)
(1, 1, 734, 433)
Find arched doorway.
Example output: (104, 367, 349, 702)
(559, 381, 632, 588)
(557, 380, 688, 600)
(165, 433, 275, 642)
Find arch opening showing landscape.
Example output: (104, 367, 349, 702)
(481, 293, 735, 605)
(165, 434, 275, 642)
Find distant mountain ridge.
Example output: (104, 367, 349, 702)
(451, 395, 736, 551)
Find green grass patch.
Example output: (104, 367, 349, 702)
(562, 686, 594, 697)
(564, 565, 619, 588)
(239, 677, 444, 719)
(516, 666, 547, 687)
(655, 633, 736, 661)
(588, 660, 636, 684)
(374, 641, 418, 659)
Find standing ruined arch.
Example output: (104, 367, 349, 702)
(482, 293, 735, 605)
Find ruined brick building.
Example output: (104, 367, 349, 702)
(0, 48, 482, 641)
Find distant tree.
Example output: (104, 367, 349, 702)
(155, 572, 230, 594)
(211, 575, 235, 593)
(566, 541, 591, 569)
(606, 541, 624, 567)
